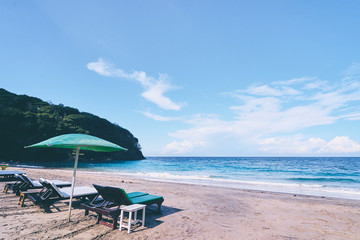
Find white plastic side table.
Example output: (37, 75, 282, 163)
(119, 204, 146, 233)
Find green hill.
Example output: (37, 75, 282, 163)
(0, 88, 145, 162)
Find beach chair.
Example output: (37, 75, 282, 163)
(4, 174, 71, 195)
(3, 174, 25, 193)
(81, 184, 163, 230)
(93, 185, 164, 212)
(0, 170, 25, 182)
(81, 184, 148, 229)
(27, 179, 98, 210)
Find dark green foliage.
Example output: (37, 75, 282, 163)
(0, 88, 145, 162)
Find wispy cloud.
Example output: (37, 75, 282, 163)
(162, 74, 360, 155)
(87, 58, 185, 111)
(88, 59, 360, 155)
(343, 63, 360, 81)
(140, 111, 180, 121)
(236, 83, 302, 97)
(273, 77, 316, 86)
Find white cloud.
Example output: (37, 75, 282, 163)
(162, 75, 360, 155)
(258, 135, 360, 154)
(140, 111, 179, 121)
(162, 140, 203, 154)
(87, 58, 184, 111)
(320, 136, 360, 153)
(341, 112, 360, 121)
(311, 81, 360, 110)
(87, 58, 114, 77)
(258, 135, 325, 154)
(246, 85, 283, 96)
(140, 74, 183, 111)
(303, 80, 328, 90)
(236, 84, 301, 97)
(87, 59, 360, 155)
(273, 77, 315, 86)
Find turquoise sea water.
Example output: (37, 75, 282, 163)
(19, 157, 360, 200)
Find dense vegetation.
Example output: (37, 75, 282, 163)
(0, 88, 145, 162)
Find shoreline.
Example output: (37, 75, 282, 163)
(1, 167, 360, 239)
(10, 165, 360, 201)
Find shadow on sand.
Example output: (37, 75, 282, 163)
(39, 200, 183, 230)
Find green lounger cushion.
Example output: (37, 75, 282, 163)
(127, 191, 148, 198)
(129, 194, 163, 204)
(93, 185, 164, 211)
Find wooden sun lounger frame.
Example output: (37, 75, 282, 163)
(81, 184, 164, 230)
(27, 180, 98, 211)
(3, 175, 26, 194)
(81, 184, 124, 230)
(4, 175, 71, 195)
(0, 170, 25, 182)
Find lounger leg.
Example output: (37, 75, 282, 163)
(3, 184, 9, 193)
(41, 206, 49, 212)
(142, 207, 145, 227)
(128, 211, 132, 233)
(41, 201, 54, 213)
(44, 205, 51, 212)
(112, 217, 117, 230)
(96, 214, 102, 224)
(119, 210, 124, 231)
(112, 212, 120, 230)
(18, 193, 26, 207)
(21, 197, 25, 207)
(85, 209, 89, 216)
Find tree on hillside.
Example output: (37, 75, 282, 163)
(0, 88, 145, 162)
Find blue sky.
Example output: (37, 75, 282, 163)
(1, 0, 360, 156)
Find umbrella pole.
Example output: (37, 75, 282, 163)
(68, 146, 80, 222)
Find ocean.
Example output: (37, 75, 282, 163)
(19, 157, 360, 200)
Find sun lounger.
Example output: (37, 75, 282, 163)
(106, 185, 164, 212)
(94, 184, 149, 205)
(0, 170, 25, 182)
(27, 179, 98, 210)
(81, 184, 148, 229)
(4, 174, 71, 195)
(3, 174, 25, 193)
(81, 184, 164, 229)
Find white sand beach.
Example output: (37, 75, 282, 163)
(1, 167, 360, 240)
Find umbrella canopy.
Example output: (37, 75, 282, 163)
(26, 133, 127, 221)
(26, 133, 127, 152)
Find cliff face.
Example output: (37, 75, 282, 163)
(0, 88, 145, 162)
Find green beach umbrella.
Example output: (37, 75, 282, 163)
(26, 133, 127, 221)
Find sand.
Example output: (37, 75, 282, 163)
(1, 167, 360, 240)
